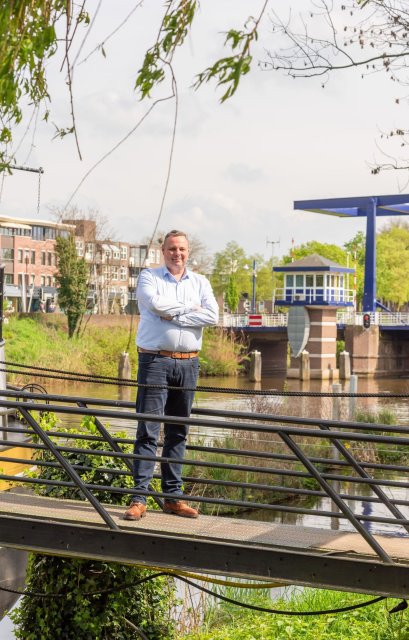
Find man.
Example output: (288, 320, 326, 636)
(124, 230, 219, 521)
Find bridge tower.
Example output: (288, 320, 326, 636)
(274, 254, 354, 379)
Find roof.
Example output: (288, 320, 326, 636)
(0, 215, 75, 231)
(274, 253, 354, 273)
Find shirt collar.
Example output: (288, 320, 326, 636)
(162, 265, 190, 281)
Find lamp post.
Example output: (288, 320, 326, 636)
(243, 261, 257, 313)
(267, 239, 280, 312)
(251, 260, 257, 313)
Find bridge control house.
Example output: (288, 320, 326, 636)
(274, 254, 354, 379)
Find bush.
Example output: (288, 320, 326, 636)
(11, 413, 177, 640)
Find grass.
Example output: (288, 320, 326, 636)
(2, 313, 243, 385)
(183, 586, 409, 639)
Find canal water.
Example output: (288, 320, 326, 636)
(1, 374, 408, 636)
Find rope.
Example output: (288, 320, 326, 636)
(3, 360, 409, 397)
(0, 572, 394, 617)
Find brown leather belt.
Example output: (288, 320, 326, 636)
(138, 347, 199, 359)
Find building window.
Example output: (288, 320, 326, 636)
(285, 275, 294, 288)
(113, 247, 120, 260)
(41, 275, 46, 286)
(41, 251, 46, 266)
(2, 248, 14, 261)
(139, 248, 146, 266)
(4, 274, 13, 284)
(18, 249, 23, 263)
(111, 266, 118, 281)
(47, 252, 52, 266)
(47, 276, 52, 286)
(156, 249, 161, 263)
(76, 240, 84, 256)
(31, 250, 35, 264)
(149, 249, 155, 261)
(120, 246, 127, 260)
(120, 266, 127, 281)
(86, 243, 94, 259)
(316, 275, 324, 287)
(295, 274, 304, 288)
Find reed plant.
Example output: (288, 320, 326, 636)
(184, 585, 408, 639)
(184, 394, 330, 515)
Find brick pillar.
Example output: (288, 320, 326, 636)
(288, 307, 339, 379)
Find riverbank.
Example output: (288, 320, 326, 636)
(3, 314, 243, 384)
(183, 586, 408, 639)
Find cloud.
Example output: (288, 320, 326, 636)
(224, 162, 266, 183)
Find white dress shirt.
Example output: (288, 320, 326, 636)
(136, 266, 219, 352)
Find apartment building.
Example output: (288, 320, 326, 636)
(68, 219, 163, 314)
(0, 215, 74, 311)
(0, 214, 165, 314)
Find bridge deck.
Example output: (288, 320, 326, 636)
(1, 491, 408, 598)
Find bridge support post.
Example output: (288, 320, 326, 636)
(300, 350, 310, 380)
(249, 350, 262, 382)
(339, 351, 351, 380)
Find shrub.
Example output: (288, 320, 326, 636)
(11, 413, 177, 639)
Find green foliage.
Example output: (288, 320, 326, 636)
(0, 2, 268, 162)
(194, 10, 266, 102)
(3, 316, 241, 383)
(200, 328, 245, 376)
(3, 315, 139, 382)
(354, 409, 396, 426)
(225, 275, 239, 313)
(211, 242, 273, 306)
(12, 413, 177, 639)
(354, 407, 408, 464)
(55, 236, 89, 338)
(135, 1, 196, 98)
(376, 223, 409, 308)
(0, 1, 89, 169)
(184, 586, 408, 639)
(283, 240, 348, 267)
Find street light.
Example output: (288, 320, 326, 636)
(243, 260, 257, 313)
(267, 239, 280, 312)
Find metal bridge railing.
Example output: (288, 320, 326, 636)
(222, 311, 409, 327)
(0, 389, 408, 563)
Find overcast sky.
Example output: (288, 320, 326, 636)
(1, 0, 407, 260)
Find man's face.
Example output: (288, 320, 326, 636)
(162, 234, 189, 274)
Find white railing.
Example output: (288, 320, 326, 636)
(274, 287, 355, 304)
(221, 313, 287, 328)
(337, 310, 409, 326)
(222, 312, 409, 328)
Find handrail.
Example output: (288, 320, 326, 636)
(0, 390, 408, 563)
(222, 311, 409, 327)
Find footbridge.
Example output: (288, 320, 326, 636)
(0, 388, 409, 598)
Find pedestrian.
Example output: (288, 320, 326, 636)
(124, 230, 219, 521)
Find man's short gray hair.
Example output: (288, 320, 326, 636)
(163, 230, 189, 244)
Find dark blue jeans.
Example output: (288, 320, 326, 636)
(132, 353, 199, 504)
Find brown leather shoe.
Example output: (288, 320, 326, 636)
(124, 502, 147, 521)
(163, 500, 199, 518)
